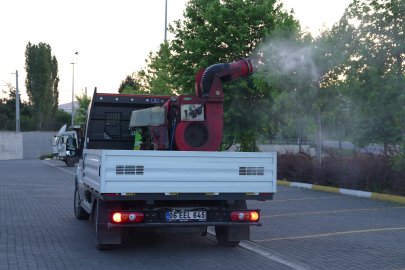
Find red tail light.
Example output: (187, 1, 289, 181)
(230, 211, 259, 222)
(111, 212, 144, 223)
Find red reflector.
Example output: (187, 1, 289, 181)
(111, 212, 144, 223)
(105, 193, 118, 196)
(259, 193, 273, 196)
(230, 211, 259, 222)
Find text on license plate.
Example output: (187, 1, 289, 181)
(166, 211, 207, 221)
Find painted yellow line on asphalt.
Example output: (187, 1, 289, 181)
(260, 207, 405, 218)
(253, 227, 405, 242)
(250, 196, 348, 204)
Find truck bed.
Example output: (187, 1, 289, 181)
(81, 150, 277, 195)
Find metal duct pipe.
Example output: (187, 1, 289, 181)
(200, 58, 253, 97)
(201, 63, 231, 97)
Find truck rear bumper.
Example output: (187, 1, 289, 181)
(108, 221, 261, 228)
(106, 209, 262, 228)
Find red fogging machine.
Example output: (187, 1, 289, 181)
(129, 58, 253, 151)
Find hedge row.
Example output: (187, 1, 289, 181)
(277, 149, 405, 196)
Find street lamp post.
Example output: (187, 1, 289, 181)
(70, 52, 78, 125)
(15, 70, 19, 132)
(164, 0, 167, 42)
(0, 72, 19, 131)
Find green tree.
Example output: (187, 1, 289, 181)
(137, 41, 177, 95)
(74, 91, 92, 125)
(0, 86, 33, 131)
(25, 42, 59, 130)
(258, 18, 355, 160)
(342, 0, 405, 150)
(55, 109, 71, 124)
(136, 0, 299, 151)
(118, 74, 139, 94)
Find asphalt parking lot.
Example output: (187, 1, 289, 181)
(1, 159, 404, 270)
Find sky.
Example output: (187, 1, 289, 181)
(0, 0, 354, 105)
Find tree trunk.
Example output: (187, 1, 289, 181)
(384, 142, 388, 155)
(299, 117, 302, 152)
(402, 118, 405, 146)
(339, 123, 342, 156)
(253, 140, 258, 152)
(317, 111, 322, 163)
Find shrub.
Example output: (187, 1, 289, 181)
(39, 154, 53, 160)
(277, 149, 405, 196)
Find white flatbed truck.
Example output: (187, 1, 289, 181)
(74, 90, 277, 250)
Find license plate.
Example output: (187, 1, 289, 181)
(166, 211, 207, 222)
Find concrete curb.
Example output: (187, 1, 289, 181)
(277, 180, 405, 204)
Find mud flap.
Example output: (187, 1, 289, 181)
(228, 226, 250, 241)
(95, 200, 121, 245)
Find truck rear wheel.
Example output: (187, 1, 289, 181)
(215, 200, 247, 247)
(74, 187, 90, 219)
(215, 226, 240, 247)
(96, 244, 116, 250)
(92, 199, 121, 250)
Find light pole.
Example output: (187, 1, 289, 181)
(15, 70, 19, 132)
(1, 72, 19, 132)
(71, 52, 78, 125)
(164, 0, 167, 42)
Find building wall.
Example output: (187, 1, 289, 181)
(22, 132, 55, 159)
(0, 131, 55, 160)
(0, 132, 23, 160)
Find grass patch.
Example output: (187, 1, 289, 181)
(323, 146, 358, 157)
(39, 154, 53, 160)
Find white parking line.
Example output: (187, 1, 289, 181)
(41, 160, 76, 176)
(207, 227, 310, 270)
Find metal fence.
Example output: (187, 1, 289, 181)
(0, 120, 68, 132)
(264, 136, 315, 147)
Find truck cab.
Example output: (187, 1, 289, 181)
(53, 125, 78, 166)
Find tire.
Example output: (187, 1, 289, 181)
(66, 156, 78, 167)
(215, 226, 240, 247)
(74, 186, 90, 220)
(215, 200, 247, 247)
(96, 244, 116, 250)
(92, 199, 120, 250)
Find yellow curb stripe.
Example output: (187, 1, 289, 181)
(278, 180, 405, 204)
(312, 185, 340, 194)
(260, 206, 405, 218)
(371, 193, 405, 204)
(276, 189, 302, 192)
(277, 180, 291, 186)
(253, 227, 405, 242)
